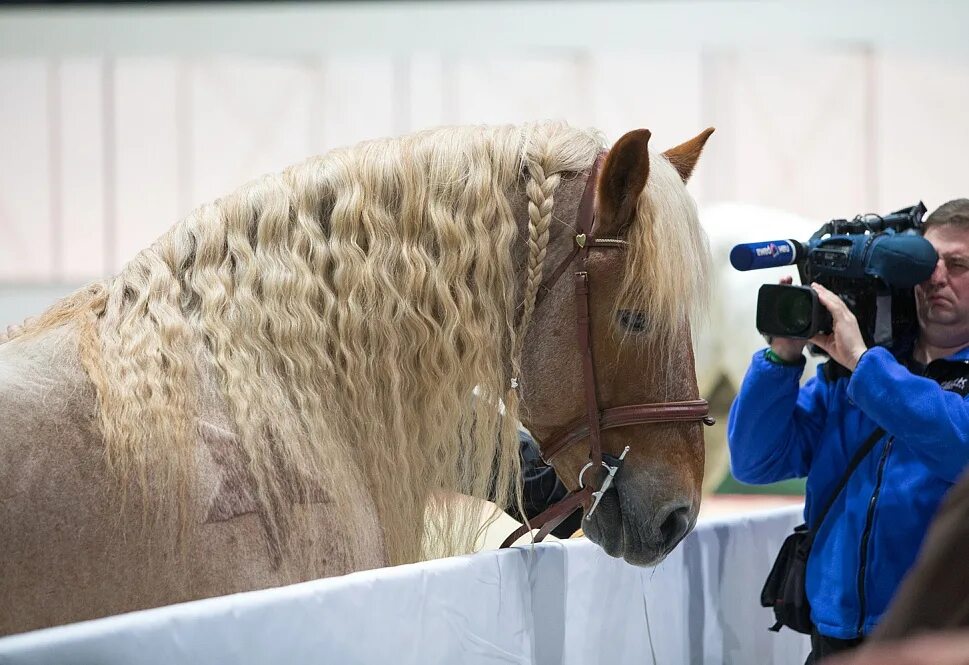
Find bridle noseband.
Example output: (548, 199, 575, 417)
(500, 153, 715, 548)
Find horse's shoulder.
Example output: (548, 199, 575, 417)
(0, 323, 91, 416)
(0, 323, 101, 508)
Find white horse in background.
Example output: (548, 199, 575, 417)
(694, 202, 824, 491)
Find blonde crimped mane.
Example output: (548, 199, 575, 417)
(2, 122, 709, 568)
(1, 122, 598, 566)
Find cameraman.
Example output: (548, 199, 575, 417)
(727, 199, 969, 663)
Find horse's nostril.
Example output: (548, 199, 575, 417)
(658, 503, 692, 551)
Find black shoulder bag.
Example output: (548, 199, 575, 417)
(760, 426, 885, 634)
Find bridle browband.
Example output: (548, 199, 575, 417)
(500, 152, 715, 548)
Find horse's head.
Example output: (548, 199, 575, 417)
(517, 128, 714, 566)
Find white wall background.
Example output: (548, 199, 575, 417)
(1, 0, 968, 325)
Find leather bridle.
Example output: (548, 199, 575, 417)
(500, 153, 715, 548)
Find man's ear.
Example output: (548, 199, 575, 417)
(662, 127, 715, 183)
(595, 128, 651, 237)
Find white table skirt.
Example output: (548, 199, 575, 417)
(0, 505, 809, 665)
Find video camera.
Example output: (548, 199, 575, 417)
(729, 203, 937, 359)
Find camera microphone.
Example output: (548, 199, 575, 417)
(729, 239, 806, 271)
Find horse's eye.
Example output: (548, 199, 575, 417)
(617, 309, 648, 333)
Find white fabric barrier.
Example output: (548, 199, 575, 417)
(0, 505, 809, 665)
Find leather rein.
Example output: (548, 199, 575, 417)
(500, 153, 715, 548)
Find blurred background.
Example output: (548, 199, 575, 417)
(2, 0, 967, 497)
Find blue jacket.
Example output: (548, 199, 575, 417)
(728, 345, 969, 639)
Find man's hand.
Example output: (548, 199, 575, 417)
(809, 282, 868, 371)
(770, 276, 809, 362)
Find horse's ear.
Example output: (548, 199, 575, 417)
(595, 128, 652, 237)
(662, 127, 715, 183)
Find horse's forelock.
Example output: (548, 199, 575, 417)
(617, 151, 711, 354)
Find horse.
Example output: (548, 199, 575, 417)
(0, 121, 713, 636)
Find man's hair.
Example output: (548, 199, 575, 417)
(924, 199, 969, 231)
